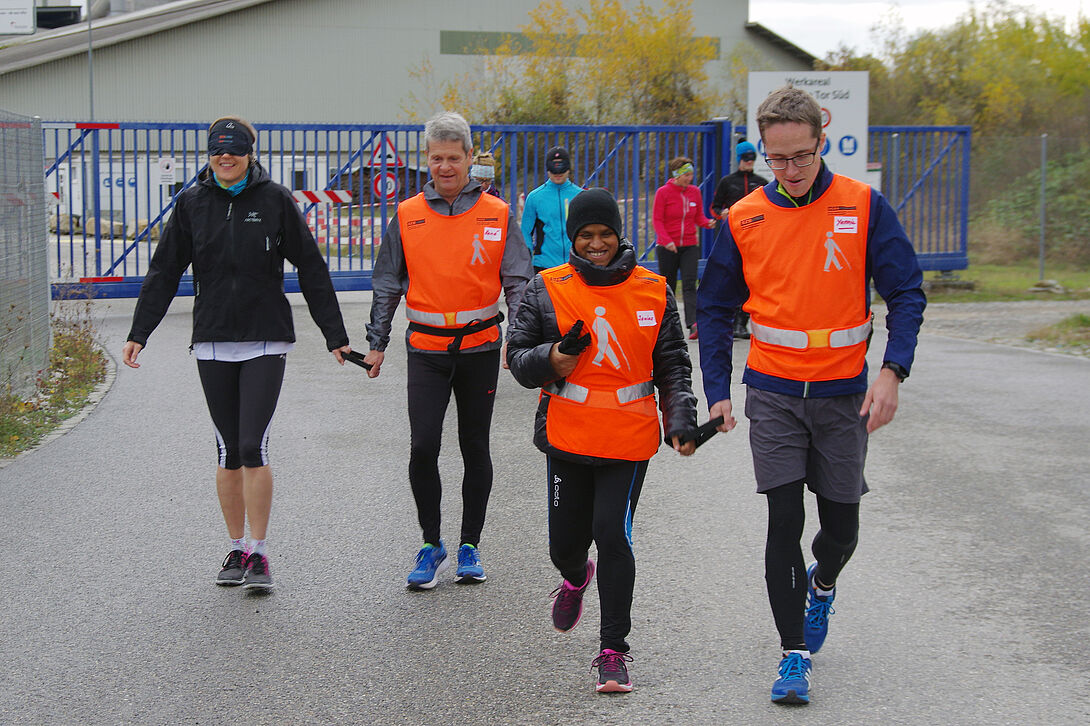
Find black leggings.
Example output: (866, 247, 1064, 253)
(196, 354, 286, 470)
(547, 455, 648, 653)
(406, 349, 499, 547)
(657, 244, 699, 329)
(764, 480, 859, 650)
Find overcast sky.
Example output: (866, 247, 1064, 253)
(748, 0, 1087, 60)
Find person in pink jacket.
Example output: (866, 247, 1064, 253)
(652, 156, 715, 339)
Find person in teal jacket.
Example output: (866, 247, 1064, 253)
(521, 146, 583, 273)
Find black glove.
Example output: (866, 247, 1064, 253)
(557, 319, 592, 355)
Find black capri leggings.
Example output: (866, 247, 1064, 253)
(196, 354, 286, 470)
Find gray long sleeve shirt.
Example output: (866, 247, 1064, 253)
(365, 179, 533, 353)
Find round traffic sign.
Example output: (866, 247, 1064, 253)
(372, 172, 398, 201)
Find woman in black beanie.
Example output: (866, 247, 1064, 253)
(507, 188, 698, 693)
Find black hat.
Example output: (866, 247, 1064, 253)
(545, 146, 571, 174)
(566, 188, 623, 243)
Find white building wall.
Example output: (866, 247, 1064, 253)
(0, 0, 808, 124)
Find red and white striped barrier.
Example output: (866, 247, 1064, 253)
(292, 189, 353, 204)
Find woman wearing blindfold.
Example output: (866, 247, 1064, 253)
(122, 116, 353, 592)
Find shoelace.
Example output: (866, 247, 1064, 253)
(459, 548, 479, 566)
(591, 651, 634, 675)
(222, 550, 244, 569)
(805, 598, 834, 627)
(778, 653, 808, 680)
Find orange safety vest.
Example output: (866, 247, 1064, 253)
(728, 175, 873, 381)
(399, 192, 508, 351)
(540, 264, 666, 461)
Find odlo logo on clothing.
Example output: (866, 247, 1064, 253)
(244, 211, 262, 223)
(552, 475, 562, 507)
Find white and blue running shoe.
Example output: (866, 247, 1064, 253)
(771, 651, 812, 704)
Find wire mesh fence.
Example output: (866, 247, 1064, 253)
(1, 109, 49, 398)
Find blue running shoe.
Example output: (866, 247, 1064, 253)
(803, 562, 836, 654)
(771, 651, 812, 704)
(407, 541, 449, 589)
(454, 544, 486, 584)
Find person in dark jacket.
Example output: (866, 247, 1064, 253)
(507, 188, 698, 694)
(122, 116, 351, 592)
(710, 141, 769, 339)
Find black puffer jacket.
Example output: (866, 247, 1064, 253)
(506, 242, 698, 466)
(710, 169, 770, 217)
(128, 163, 348, 350)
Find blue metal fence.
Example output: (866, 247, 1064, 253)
(44, 120, 967, 298)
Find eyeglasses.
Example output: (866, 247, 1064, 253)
(764, 144, 820, 170)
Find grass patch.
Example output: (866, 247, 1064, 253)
(1027, 313, 1090, 351)
(0, 308, 107, 460)
(925, 261, 1090, 302)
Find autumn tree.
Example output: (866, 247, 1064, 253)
(423, 0, 722, 125)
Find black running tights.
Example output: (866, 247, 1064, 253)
(547, 455, 648, 654)
(764, 480, 859, 650)
(406, 349, 499, 548)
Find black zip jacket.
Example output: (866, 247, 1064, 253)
(127, 163, 348, 350)
(710, 168, 771, 217)
(506, 242, 698, 466)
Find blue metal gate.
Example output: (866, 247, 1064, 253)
(44, 120, 967, 298)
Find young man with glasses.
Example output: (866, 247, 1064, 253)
(696, 86, 925, 705)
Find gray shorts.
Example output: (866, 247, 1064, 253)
(744, 387, 869, 503)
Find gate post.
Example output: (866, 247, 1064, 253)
(90, 129, 103, 277)
(701, 117, 733, 253)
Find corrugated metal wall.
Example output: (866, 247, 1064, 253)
(0, 0, 795, 124)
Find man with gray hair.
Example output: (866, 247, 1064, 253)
(363, 111, 533, 589)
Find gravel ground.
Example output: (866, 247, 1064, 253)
(892, 298, 1090, 358)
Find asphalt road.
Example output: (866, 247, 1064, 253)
(1, 294, 1088, 725)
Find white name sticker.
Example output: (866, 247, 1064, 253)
(636, 310, 657, 327)
(482, 226, 502, 241)
(833, 216, 858, 234)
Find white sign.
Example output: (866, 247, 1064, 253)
(0, 1, 35, 35)
(157, 157, 177, 185)
(747, 71, 869, 184)
(367, 137, 404, 168)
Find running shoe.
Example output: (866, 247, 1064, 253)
(803, 562, 836, 654)
(455, 544, 486, 584)
(688, 324, 698, 340)
(216, 549, 246, 586)
(242, 552, 273, 590)
(551, 560, 595, 632)
(406, 541, 449, 589)
(591, 649, 634, 693)
(771, 651, 812, 704)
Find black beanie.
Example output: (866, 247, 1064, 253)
(566, 187, 623, 243)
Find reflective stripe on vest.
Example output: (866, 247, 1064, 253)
(399, 192, 508, 351)
(540, 264, 666, 461)
(405, 301, 500, 327)
(543, 379, 654, 406)
(728, 174, 873, 382)
(749, 315, 872, 350)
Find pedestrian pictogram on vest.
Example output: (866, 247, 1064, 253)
(591, 305, 630, 370)
(823, 231, 851, 272)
